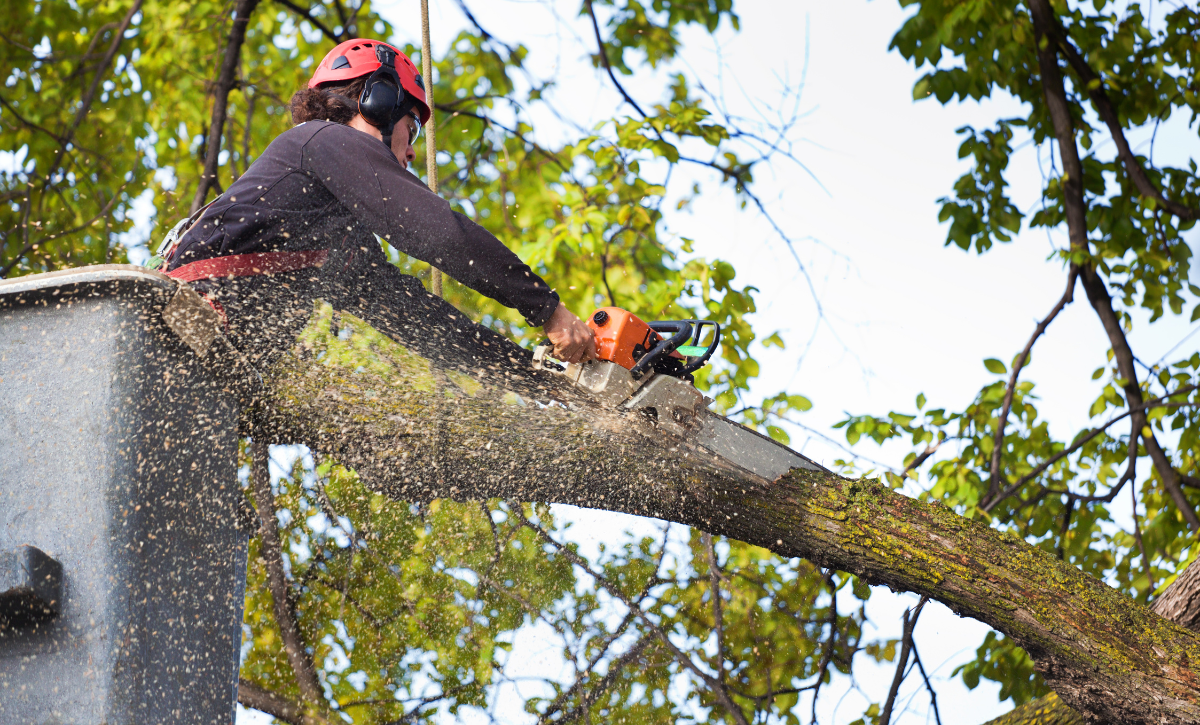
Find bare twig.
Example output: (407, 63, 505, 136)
(909, 644, 943, 725)
(807, 572, 839, 725)
(704, 533, 727, 682)
(1055, 496, 1076, 561)
(551, 634, 654, 725)
(237, 86, 256, 180)
(454, 0, 518, 58)
(1131, 482, 1156, 594)
(515, 509, 752, 725)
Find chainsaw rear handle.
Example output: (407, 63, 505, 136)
(669, 319, 721, 375)
(630, 321, 693, 380)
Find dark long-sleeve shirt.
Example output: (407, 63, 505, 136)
(169, 120, 559, 325)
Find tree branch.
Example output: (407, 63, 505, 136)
(255, 301, 1200, 723)
(43, 0, 142, 189)
(515, 509, 752, 725)
(704, 532, 727, 682)
(238, 678, 329, 725)
(454, 0, 518, 58)
(910, 643, 942, 725)
(191, 0, 261, 214)
(1, 176, 130, 278)
(986, 268, 1077, 506)
(273, 0, 340, 43)
(879, 597, 927, 725)
(251, 439, 325, 705)
(551, 634, 654, 725)
(1045, 15, 1198, 220)
(1028, 0, 1199, 533)
(583, 0, 648, 119)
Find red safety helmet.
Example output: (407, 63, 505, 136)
(309, 39, 430, 126)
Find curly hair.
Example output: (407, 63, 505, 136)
(289, 77, 368, 125)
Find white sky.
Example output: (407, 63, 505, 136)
(238, 1, 1200, 723)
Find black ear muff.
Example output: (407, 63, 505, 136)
(359, 72, 402, 129)
(358, 45, 410, 148)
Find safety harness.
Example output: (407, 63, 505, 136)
(147, 202, 330, 329)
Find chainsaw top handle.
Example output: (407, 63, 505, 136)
(629, 321, 693, 380)
(667, 319, 721, 375)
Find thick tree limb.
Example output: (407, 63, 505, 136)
(251, 439, 325, 706)
(191, 0, 261, 214)
(246, 299, 1200, 725)
(1152, 557, 1200, 632)
(984, 554, 1200, 724)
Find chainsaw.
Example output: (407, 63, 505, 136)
(533, 307, 823, 480)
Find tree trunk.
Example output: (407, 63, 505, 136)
(243, 301, 1200, 725)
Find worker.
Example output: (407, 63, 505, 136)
(159, 38, 596, 372)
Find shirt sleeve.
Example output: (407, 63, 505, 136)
(301, 122, 560, 326)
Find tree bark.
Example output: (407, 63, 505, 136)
(243, 302, 1200, 725)
(984, 556, 1200, 724)
(191, 0, 260, 214)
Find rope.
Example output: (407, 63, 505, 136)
(419, 0, 447, 487)
(419, 0, 443, 298)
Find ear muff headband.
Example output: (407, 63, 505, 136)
(358, 45, 418, 148)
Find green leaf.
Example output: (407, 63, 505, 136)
(984, 358, 1008, 374)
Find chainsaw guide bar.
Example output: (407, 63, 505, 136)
(533, 306, 824, 480)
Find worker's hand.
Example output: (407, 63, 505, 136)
(543, 302, 598, 364)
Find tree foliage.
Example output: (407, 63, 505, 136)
(1, 1, 871, 723)
(830, 0, 1200, 715)
(7, 0, 1200, 722)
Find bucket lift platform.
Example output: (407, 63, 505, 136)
(0, 266, 250, 724)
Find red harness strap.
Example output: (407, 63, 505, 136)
(164, 250, 329, 283)
(164, 250, 330, 332)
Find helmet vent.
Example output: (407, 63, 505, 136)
(331, 55, 351, 70)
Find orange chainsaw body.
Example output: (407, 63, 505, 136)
(587, 307, 678, 370)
